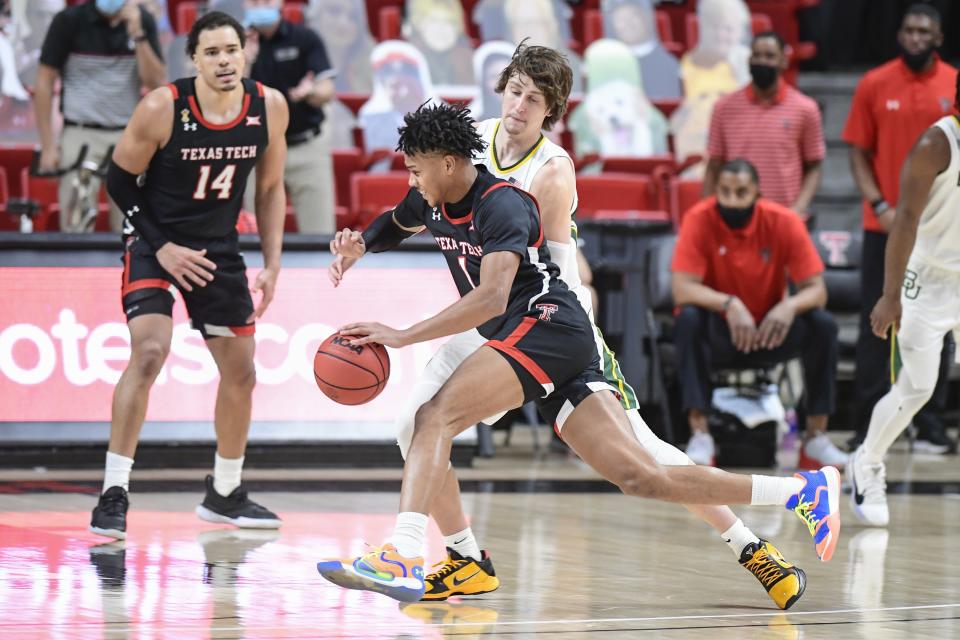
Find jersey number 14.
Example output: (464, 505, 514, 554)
(193, 164, 236, 200)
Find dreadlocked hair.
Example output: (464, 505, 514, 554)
(396, 102, 487, 159)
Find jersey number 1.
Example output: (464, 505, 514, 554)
(193, 164, 236, 200)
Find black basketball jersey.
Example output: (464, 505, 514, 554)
(141, 77, 269, 242)
(393, 165, 567, 338)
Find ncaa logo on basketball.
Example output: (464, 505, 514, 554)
(535, 303, 558, 321)
(331, 335, 364, 354)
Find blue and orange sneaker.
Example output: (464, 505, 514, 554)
(786, 466, 841, 562)
(316, 543, 425, 603)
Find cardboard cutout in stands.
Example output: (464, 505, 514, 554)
(359, 40, 442, 152)
(402, 0, 474, 92)
(477, 0, 582, 95)
(600, 0, 680, 100)
(671, 0, 750, 174)
(568, 39, 668, 158)
(0, 0, 61, 143)
(307, 0, 375, 93)
(468, 41, 514, 122)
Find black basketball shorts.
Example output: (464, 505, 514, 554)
(485, 294, 618, 437)
(120, 235, 255, 339)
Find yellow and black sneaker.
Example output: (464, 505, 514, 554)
(421, 548, 500, 601)
(740, 539, 806, 610)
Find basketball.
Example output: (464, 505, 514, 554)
(313, 333, 391, 405)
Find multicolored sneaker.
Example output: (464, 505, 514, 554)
(316, 543, 425, 603)
(421, 548, 500, 601)
(786, 466, 841, 562)
(739, 539, 806, 610)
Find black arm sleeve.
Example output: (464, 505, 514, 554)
(361, 210, 416, 253)
(106, 161, 169, 251)
(360, 188, 426, 252)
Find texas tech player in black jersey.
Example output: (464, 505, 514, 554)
(316, 104, 840, 603)
(140, 76, 268, 242)
(93, 12, 290, 541)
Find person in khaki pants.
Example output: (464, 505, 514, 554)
(34, 0, 166, 232)
(244, 0, 336, 233)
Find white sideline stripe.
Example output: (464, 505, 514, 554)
(13, 603, 960, 632)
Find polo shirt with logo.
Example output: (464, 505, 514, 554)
(671, 196, 825, 323)
(842, 57, 957, 233)
(707, 81, 825, 208)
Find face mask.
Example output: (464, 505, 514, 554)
(95, 0, 126, 15)
(717, 202, 755, 229)
(245, 6, 281, 29)
(900, 43, 935, 72)
(749, 63, 779, 90)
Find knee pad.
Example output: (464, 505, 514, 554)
(626, 409, 693, 466)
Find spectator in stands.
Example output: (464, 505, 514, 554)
(468, 40, 514, 122)
(670, 0, 749, 175)
(359, 40, 439, 152)
(244, 0, 337, 233)
(568, 38, 668, 158)
(307, 0, 374, 93)
(403, 0, 474, 91)
(601, 0, 681, 100)
(671, 159, 846, 469)
(843, 3, 957, 454)
(35, 0, 166, 232)
(704, 32, 825, 215)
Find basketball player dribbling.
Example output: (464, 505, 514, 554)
(849, 78, 960, 526)
(90, 11, 289, 539)
(316, 102, 841, 605)
(332, 43, 809, 610)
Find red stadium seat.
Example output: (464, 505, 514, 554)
(20, 168, 61, 231)
(378, 6, 402, 41)
(576, 173, 670, 223)
(0, 144, 35, 198)
(175, 2, 303, 35)
(350, 172, 410, 228)
(332, 148, 366, 214)
(670, 177, 705, 228)
(366, 0, 404, 41)
(582, 9, 682, 55)
(336, 93, 367, 117)
(0, 167, 15, 231)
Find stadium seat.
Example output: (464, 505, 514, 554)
(576, 173, 670, 224)
(0, 167, 15, 231)
(175, 2, 304, 34)
(19, 168, 60, 231)
(581, 9, 682, 55)
(669, 177, 704, 228)
(349, 172, 410, 228)
(366, 0, 404, 41)
(377, 6, 402, 41)
(0, 144, 35, 198)
(332, 148, 366, 215)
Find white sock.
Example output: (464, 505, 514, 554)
(721, 518, 760, 557)
(444, 527, 482, 561)
(213, 453, 244, 497)
(751, 475, 805, 506)
(102, 451, 134, 493)
(390, 512, 428, 559)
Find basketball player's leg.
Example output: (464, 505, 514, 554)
(206, 335, 257, 459)
(556, 386, 840, 562)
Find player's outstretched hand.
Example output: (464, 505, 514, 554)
(339, 322, 408, 348)
(156, 242, 216, 292)
(248, 267, 278, 322)
(330, 228, 365, 259)
(328, 255, 358, 287)
(870, 294, 901, 339)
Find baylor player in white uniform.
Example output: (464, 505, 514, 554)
(849, 110, 960, 526)
(380, 43, 807, 610)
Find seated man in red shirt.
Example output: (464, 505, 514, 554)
(671, 159, 846, 469)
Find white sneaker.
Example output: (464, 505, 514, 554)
(801, 434, 849, 469)
(685, 431, 715, 466)
(846, 447, 889, 526)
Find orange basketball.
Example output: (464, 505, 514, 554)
(313, 333, 390, 405)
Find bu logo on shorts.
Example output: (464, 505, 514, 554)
(535, 303, 558, 321)
(903, 269, 921, 300)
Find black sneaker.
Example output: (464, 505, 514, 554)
(90, 486, 129, 540)
(195, 475, 281, 529)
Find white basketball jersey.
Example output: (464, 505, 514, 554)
(915, 116, 960, 270)
(474, 118, 587, 307)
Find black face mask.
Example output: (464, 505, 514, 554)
(717, 202, 756, 229)
(749, 63, 779, 90)
(900, 43, 935, 72)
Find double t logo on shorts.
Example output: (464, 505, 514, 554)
(535, 303, 558, 321)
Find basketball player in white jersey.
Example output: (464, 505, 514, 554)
(330, 43, 808, 610)
(848, 87, 960, 526)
